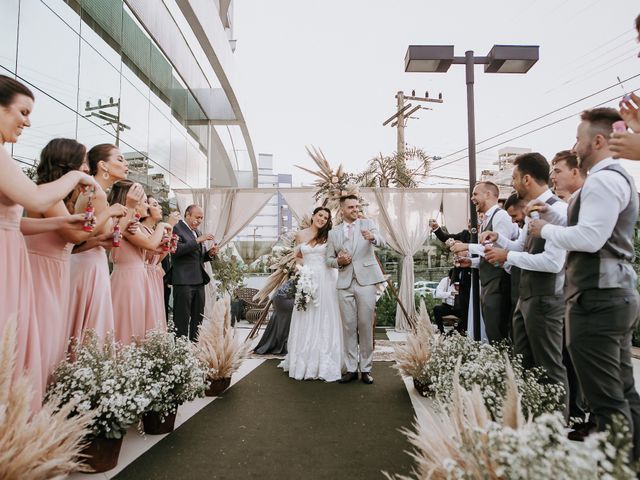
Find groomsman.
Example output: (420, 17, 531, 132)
(483, 153, 569, 418)
(165, 205, 218, 341)
(529, 108, 640, 459)
(452, 181, 518, 342)
(502, 193, 526, 319)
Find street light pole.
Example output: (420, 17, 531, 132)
(404, 44, 539, 341)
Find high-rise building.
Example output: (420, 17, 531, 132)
(480, 146, 531, 198)
(2, 0, 259, 202)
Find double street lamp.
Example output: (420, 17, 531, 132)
(404, 44, 539, 340)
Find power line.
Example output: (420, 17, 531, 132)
(432, 73, 640, 163)
(430, 88, 638, 173)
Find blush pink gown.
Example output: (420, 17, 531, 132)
(0, 197, 43, 410)
(110, 235, 147, 344)
(25, 230, 73, 381)
(142, 225, 167, 332)
(68, 245, 115, 344)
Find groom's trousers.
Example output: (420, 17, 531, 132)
(337, 279, 377, 373)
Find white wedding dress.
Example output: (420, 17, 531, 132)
(279, 243, 343, 382)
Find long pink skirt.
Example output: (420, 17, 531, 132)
(144, 264, 167, 332)
(68, 247, 115, 344)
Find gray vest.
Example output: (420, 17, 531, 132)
(565, 163, 638, 299)
(479, 208, 505, 287)
(519, 195, 561, 300)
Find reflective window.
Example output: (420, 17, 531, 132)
(148, 105, 172, 182)
(170, 120, 187, 184)
(13, 94, 78, 165)
(17, 0, 80, 111)
(119, 75, 150, 155)
(42, 0, 81, 32)
(0, 0, 19, 73)
(76, 115, 116, 152)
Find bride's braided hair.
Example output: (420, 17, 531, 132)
(312, 206, 332, 245)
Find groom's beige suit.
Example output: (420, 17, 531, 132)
(326, 218, 385, 373)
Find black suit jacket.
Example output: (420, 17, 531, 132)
(164, 221, 211, 286)
(433, 227, 471, 244)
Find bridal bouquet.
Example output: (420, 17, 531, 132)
(293, 264, 319, 311)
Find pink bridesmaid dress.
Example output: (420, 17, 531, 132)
(0, 197, 44, 410)
(68, 245, 115, 344)
(25, 230, 73, 381)
(142, 225, 167, 332)
(110, 235, 147, 344)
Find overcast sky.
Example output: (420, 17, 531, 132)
(233, 1, 640, 186)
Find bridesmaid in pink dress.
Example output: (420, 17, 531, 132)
(141, 196, 179, 332)
(0, 75, 97, 409)
(68, 144, 140, 345)
(107, 183, 171, 344)
(25, 139, 128, 381)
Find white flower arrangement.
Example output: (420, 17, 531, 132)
(46, 332, 152, 440)
(135, 329, 208, 418)
(293, 264, 319, 311)
(386, 361, 636, 480)
(402, 331, 563, 420)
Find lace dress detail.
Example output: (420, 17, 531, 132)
(279, 243, 343, 381)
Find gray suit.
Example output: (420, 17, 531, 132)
(326, 219, 385, 373)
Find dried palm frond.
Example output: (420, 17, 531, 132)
(392, 299, 436, 378)
(253, 251, 296, 303)
(198, 295, 252, 380)
(0, 317, 95, 479)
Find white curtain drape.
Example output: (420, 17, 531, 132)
(279, 188, 322, 222)
(361, 188, 443, 331)
(174, 188, 275, 305)
(441, 189, 469, 234)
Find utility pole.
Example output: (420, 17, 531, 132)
(84, 97, 130, 146)
(382, 90, 444, 156)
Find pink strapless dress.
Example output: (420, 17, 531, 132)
(68, 246, 115, 343)
(0, 197, 43, 410)
(25, 231, 73, 381)
(143, 226, 167, 332)
(110, 236, 147, 344)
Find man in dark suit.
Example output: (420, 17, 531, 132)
(165, 204, 218, 341)
(430, 220, 471, 332)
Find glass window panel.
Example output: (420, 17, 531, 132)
(186, 139, 202, 187)
(17, 0, 80, 111)
(80, 0, 123, 46)
(42, 0, 81, 32)
(79, 9, 121, 69)
(0, 0, 19, 73)
(76, 114, 117, 151)
(13, 95, 77, 165)
(119, 76, 149, 155)
(78, 38, 121, 131)
(148, 105, 171, 179)
(170, 121, 187, 185)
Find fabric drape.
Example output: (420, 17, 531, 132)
(361, 188, 443, 331)
(441, 190, 469, 234)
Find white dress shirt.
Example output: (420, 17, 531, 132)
(468, 205, 518, 267)
(181, 219, 197, 239)
(541, 158, 631, 253)
(435, 276, 456, 306)
(495, 190, 567, 283)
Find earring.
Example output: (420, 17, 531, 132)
(102, 170, 110, 180)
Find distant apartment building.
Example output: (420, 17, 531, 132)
(480, 146, 531, 198)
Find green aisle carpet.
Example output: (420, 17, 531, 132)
(115, 360, 414, 480)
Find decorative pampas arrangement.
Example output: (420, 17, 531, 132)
(198, 295, 252, 383)
(0, 317, 94, 479)
(392, 299, 437, 386)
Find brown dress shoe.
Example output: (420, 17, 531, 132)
(361, 372, 374, 384)
(339, 372, 358, 383)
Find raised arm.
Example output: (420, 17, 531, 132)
(0, 150, 96, 212)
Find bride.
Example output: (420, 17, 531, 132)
(279, 207, 343, 381)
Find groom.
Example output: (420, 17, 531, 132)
(326, 195, 385, 384)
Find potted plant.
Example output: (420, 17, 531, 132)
(198, 295, 251, 396)
(136, 328, 208, 434)
(46, 332, 152, 473)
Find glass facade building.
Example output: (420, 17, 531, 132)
(1, 0, 257, 202)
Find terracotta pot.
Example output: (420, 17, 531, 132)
(413, 378, 429, 396)
(205, 376, 231, 397)
(142, 408, 178, 435)
(81, 434, 124, 473)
